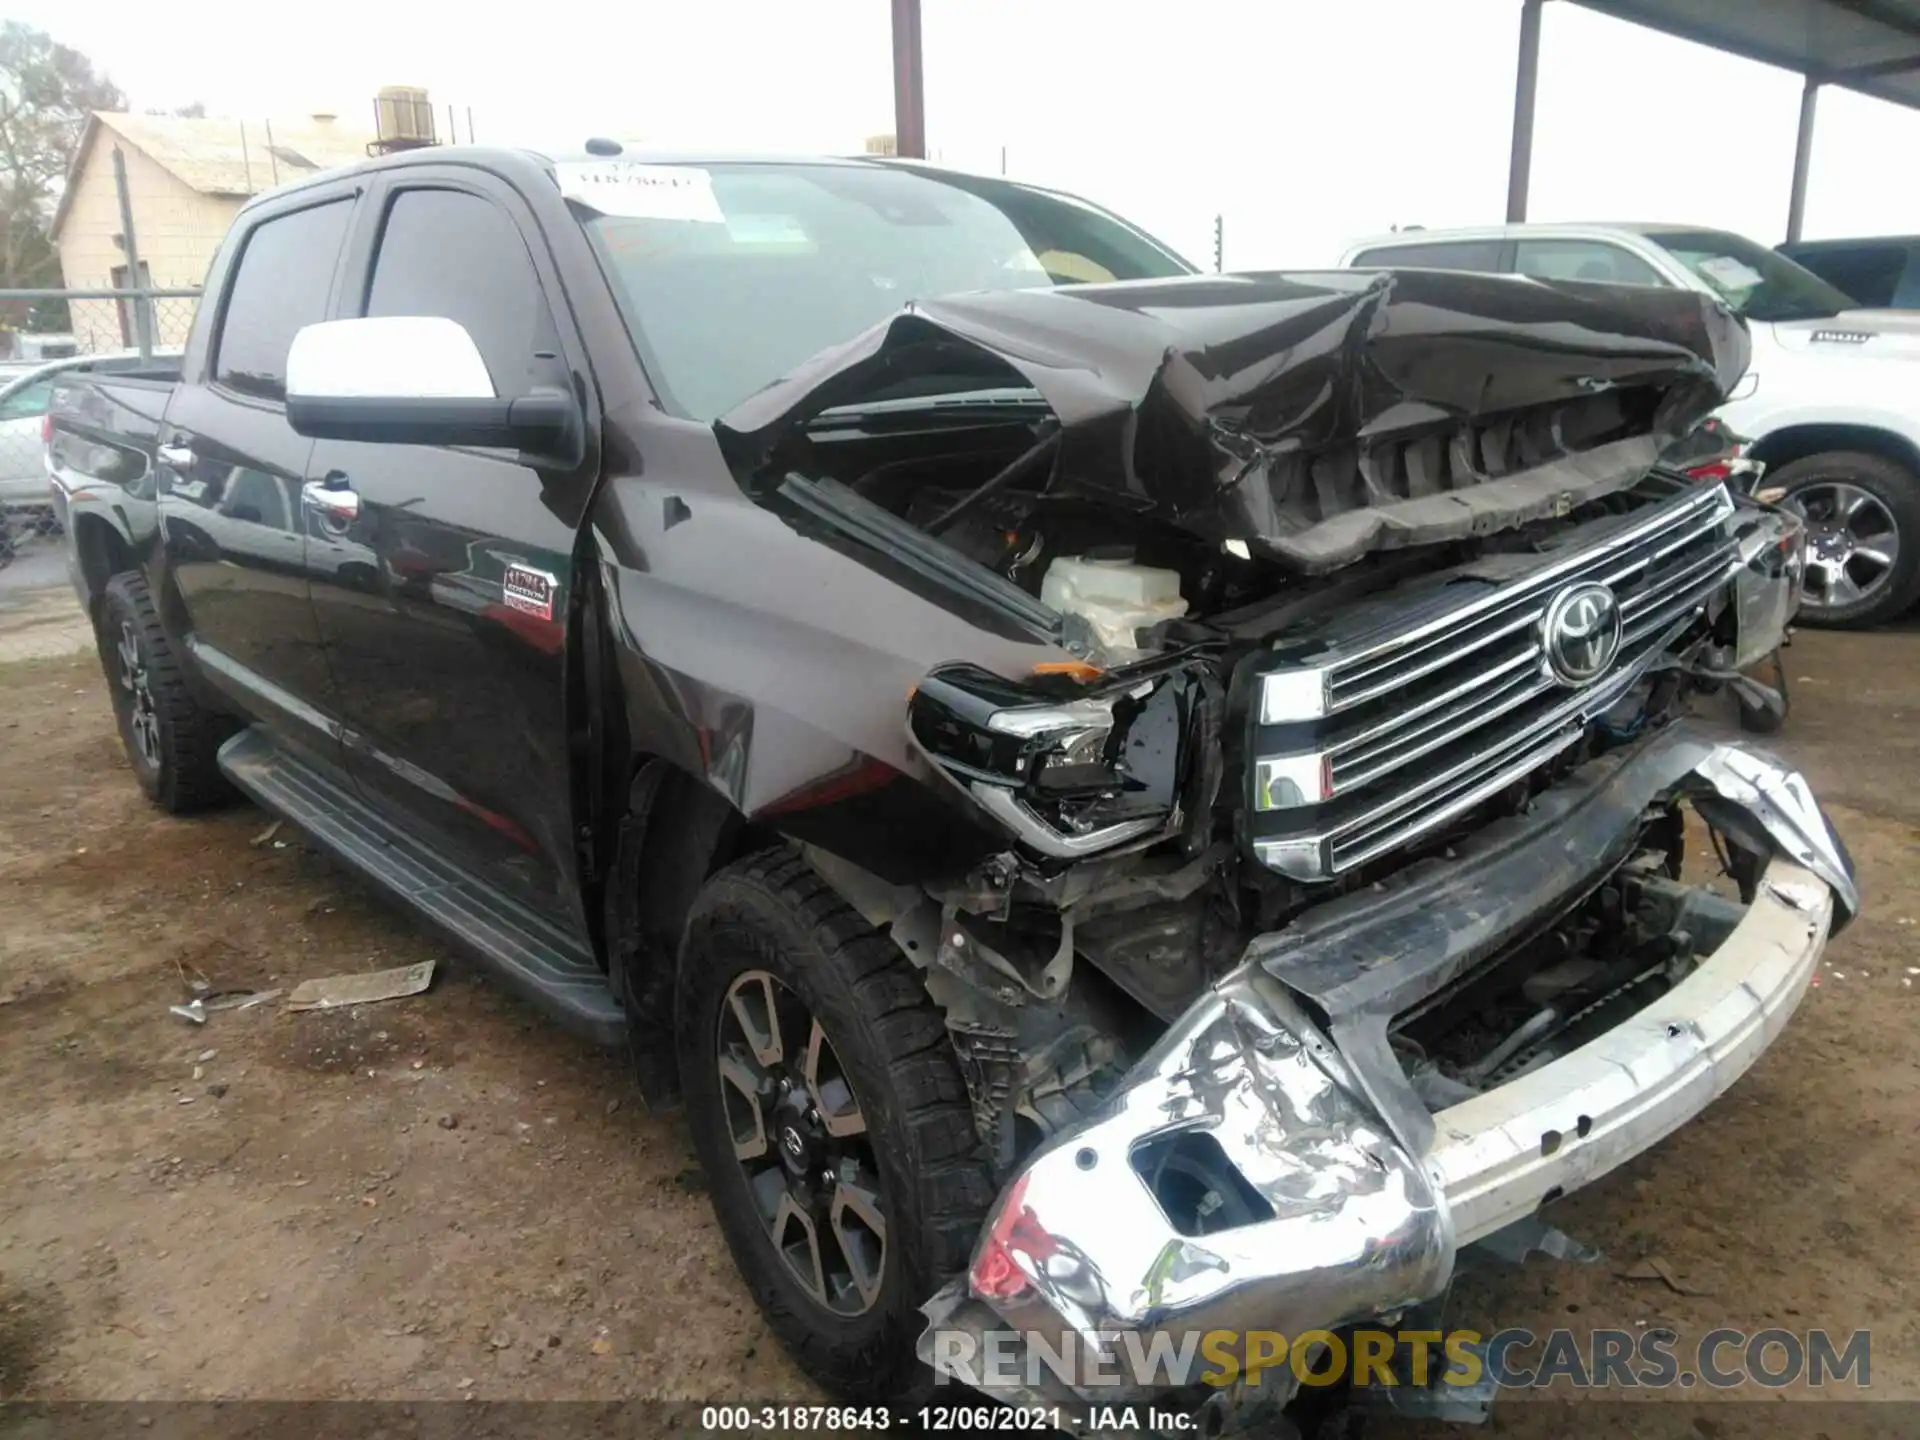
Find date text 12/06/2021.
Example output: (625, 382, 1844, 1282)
(699, 1406, 1173, 1432)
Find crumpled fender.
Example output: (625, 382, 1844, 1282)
(1687, 742, 1858, 923)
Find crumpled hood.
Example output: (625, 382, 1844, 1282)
(717, 269, 1749, 572)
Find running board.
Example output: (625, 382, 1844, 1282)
(218, 727, 624, 1046)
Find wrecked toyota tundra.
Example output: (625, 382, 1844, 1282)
(49, 149, 1848, 1432)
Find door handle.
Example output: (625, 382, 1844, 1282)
(302, 477, 360, 522)
(157, 443, 195, 471)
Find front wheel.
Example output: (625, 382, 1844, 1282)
(676, 850, 993, 1403)
(1771, 451, 1920, 627)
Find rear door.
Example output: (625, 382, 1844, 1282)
(158, 189, 357, 766)
(302, 168, 599, 928)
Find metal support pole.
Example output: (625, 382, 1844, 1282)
(110, 147, 153, 362)
(1506, 0, 1545, 223)
(891, 0, 926, 159)
(1786, 77, 1819, 243)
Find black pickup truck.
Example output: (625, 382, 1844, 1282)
(48, 145, 1853, 1431)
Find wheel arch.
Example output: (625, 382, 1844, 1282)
(70, 511, 136, 620)
(1747, 422, 1920, 478)
(605, 753, 780, 1104)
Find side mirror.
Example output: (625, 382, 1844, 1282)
(285, 316, 580, 458)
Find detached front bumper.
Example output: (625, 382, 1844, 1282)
(1431, 853, 1827, 1245)
(919, 731, 1852, 1411)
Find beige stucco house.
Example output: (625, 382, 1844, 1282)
(50, 112, 377, 351)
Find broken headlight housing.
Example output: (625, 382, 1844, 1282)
(907, 665, 1203, 860)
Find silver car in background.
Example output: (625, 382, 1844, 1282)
(0, 351, 182, 561)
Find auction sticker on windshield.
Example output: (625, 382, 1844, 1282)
(558, 161, 724, 223)
(1696, 255, 1764, 292)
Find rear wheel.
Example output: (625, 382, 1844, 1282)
(97, 572, 234, 812)
(1771, 451, 1920, 627)
(676, 850, 992, 1403)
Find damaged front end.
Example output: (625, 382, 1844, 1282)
(706, 263, 1841, 1430)
(912, 732, 1853, 1429)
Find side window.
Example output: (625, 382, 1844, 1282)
(1893, 248, 1920, 309)
(1789, 246, 1903, 308)
(214, 199, 354, 401)
(0, 379, 55, 422)
(364, 189, 557, 398)
(1514, 240, 1665, 287)
(1349, 240, 1505, 272)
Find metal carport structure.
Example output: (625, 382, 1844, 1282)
(1507, 0, 1920, 239)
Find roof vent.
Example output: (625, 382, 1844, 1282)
(371, 86, 435, 154)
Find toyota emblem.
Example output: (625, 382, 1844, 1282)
(1541, 582, 1622, 686)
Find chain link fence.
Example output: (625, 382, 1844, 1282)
(1, 287, 202, 564)
(1, 286, 203, 359)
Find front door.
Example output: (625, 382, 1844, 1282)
(158, 192, 357, 767)
(302, 173, 593, 928)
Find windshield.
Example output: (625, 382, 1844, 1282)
(574, 161, 1193, 420)
(1652, 229, 1857, 322)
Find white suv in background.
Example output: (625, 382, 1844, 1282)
(1340, 223, 1920, 628)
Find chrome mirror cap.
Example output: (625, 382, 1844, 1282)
(286, 316, 496, 402)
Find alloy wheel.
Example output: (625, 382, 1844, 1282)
(117, 620, 161, 768)
(715, 970, 888, 1317)
(1780, 481, 1900, 615)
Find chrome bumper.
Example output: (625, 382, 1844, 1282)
(920, 739, 1850, 1409)
(1431, 855, 1828, 1245)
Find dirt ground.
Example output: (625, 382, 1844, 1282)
(1, 555, 1916, 1435)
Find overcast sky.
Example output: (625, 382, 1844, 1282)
(20, 0, 1920, 269)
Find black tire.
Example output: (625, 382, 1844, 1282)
(1772, 450, 1920, 628)
(1736, 650, 1789, 736)
(97, 572, 235, 812)
(676, 849, 993, 1403)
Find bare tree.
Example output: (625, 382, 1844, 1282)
(0, 21, 125, 305)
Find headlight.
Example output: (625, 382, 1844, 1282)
(907, 664, 1204, 860)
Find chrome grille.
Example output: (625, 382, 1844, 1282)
(1249, 484, 1737, 880)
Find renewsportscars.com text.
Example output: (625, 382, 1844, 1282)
(928, 1326, 1872, 1391)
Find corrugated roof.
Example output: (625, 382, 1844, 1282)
(95, 111, 378, 195)
(1570, 0, 1920, 110)
(51, 111, 379, 240)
